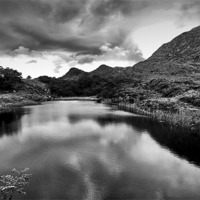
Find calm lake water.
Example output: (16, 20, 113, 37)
(1, 101, 200, 200)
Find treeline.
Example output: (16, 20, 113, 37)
(38, 75, 133, 98)
(0, 66, 22, 91)
(0, 65, 134, 98)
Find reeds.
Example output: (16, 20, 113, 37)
(118, 102, 200, 132)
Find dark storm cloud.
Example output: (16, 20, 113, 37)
(52, 0, 87, 23)
(90, 0, 151, 16)
(180, 0, 200, 11)
(0, 0, 91, 52)
(0, 0, 85, 23)
(173, 0, 200, 28)
(0, 0, 152, 54)
(179, 0, 200, 18)
(11, 23, 100, 53)
(0, 0, 197, 63)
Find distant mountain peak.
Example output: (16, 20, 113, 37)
(90, 64, 114, 76)
(67, 68, 85, 75)
(61, 67, 87, 80)
(98, 64, 111, 69)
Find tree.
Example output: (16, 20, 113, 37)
(0, 67, 22, 91)
(26, 75, 32, 80)
(0, 168, 31, 200)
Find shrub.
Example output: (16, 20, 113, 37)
(0, 168, 31, 200)
(0, 67, 22, 91)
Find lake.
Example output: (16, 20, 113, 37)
(1, 101, 200, 200)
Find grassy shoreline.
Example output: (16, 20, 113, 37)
(0, 94, 98, 114)
(0, 92, 49, 114)
(115, 101, 200, 132)
(54, 96, 98, 101)
(0, 100, 38, 113)
(1, 93, 199, 133)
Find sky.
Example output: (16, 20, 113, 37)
(0, 0, 200, 78)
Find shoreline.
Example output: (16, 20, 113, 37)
(106, 100, 200, 133)
(0, 92, 50, 114)
(1, 94, 199, 133)
(54, 96, 98, 101)
(0, 95, 98, 114)
(0, 100, 39, 113)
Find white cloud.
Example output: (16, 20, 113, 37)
(26, 60, 37, 64)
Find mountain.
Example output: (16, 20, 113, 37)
(126, 25, 200, 79)
(90, 64, 115, 77)
(61, 67, 88, 80)
(61, 64, 132, 81)
(90, 64, 130, 78)
(150, 25, 200, 63)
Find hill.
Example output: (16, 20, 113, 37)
(150, 25, 200, 63)
(60, 64, 132, 81)
(126, 25, 200, 80)
(0, 66, 51, 112)
(90, 64, 128, 77)
(61, 67, 88, 80)
(90, 64, 115, 77)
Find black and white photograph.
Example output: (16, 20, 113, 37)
(1, 0, 200, 199)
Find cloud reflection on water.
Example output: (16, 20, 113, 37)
(0, 101, 200, 199)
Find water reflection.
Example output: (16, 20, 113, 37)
(0, 108, 28, 137)
(0, 101, 200, 199)
(69, 111, 200, 167)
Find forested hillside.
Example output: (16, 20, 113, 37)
(0, 66, 51, 112)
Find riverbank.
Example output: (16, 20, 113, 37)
(0, 78, 52, 113)
(54, 96, 98, 101)
(0, 92, 50, 113)
(1, 91, 199, 133)
(105, 99, 200, 133)
(0, 93, 99, 114)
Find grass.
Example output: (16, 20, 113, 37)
(118, 102, 200, 132)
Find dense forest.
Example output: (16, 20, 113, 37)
(0, 65, 134, 99)
(0, 66, 22, 91)
(38, 75, 134, 98)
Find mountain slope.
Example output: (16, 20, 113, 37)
(61, 67, 88, 80)
(61, 64, 131, 81)
(90, 64, 115, 77)
(90, 64, 131, 78)
(126, 25, 200, 79)
(150, 25, 200, 63)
